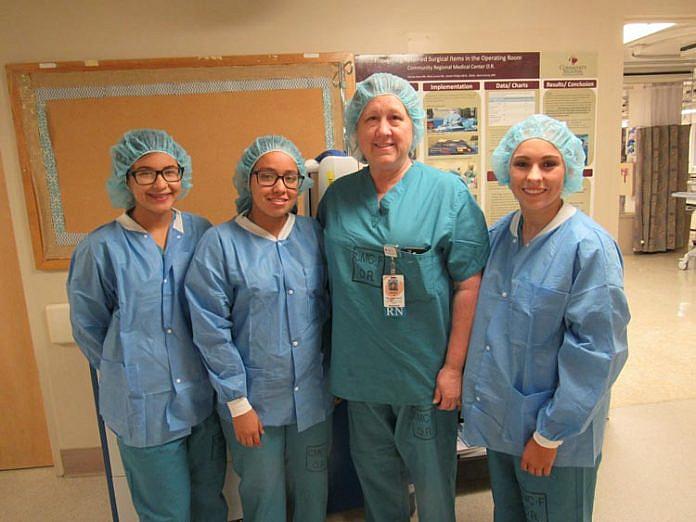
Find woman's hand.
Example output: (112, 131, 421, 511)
(432, 366, 462, 410)
(232, 409, 265, 447)
(520, 437, 557, 476)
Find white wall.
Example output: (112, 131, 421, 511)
(1, 0, 692, 469)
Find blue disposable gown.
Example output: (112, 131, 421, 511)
(184, 215, 333, 432)
(67, 211, 215, 448)
(461, 205, 630, 467)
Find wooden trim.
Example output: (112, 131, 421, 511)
(5, 52, 354, 75)
(6, 68, 48, 270)
(6, 52, 355, 271)
(60, 447, 104, 476)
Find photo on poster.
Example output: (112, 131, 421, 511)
(427, 107, 478, 133)
(427, 134, 479, 157)
(424, 90, 482, 161)
(428, 159, 480, 193)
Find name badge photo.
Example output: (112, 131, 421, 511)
(382, 274, 405, 308)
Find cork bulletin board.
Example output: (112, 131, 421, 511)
(7, 53, 354, 270)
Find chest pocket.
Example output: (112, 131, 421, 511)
(115, 261, 161, 321)
(397, 248, 446, 303)
(169, 242, 195, 281)
(248, 271, 283, 348)
(509, 281, 569, 349)
(303, 264, 328, 324)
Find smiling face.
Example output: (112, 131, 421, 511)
(509, 138, 566, 218)
(126, 152, 181, 216)
(356, 94, 413, 176)
(248, 151, 300, 227)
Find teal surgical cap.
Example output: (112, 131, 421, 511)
(344, 72, 425, 162)
(234, 135, 311, 214)
(107, 129, 192, 208)
(491, 114, 586, 195)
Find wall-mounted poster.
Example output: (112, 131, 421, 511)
(566, 178, 593, 214)
(543, 81, 597, 165)
(354, 52, 597, 224)
(424, 85, 481, 196)
(485, 81, 540, 166)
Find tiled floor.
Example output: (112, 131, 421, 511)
(1, 250, 694, 521)
(611, 250, 696, 408)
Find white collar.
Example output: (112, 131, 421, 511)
(510, 201, 576, 244)
(235, 212, 295, 241)
(116, 208, 184, 234)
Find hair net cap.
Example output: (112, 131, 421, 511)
(107, 129, 192, 208)
(234, 135, 311, 214)
(491, 114, 586, 195)
(344, 73, 425, 162)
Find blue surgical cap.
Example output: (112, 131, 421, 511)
(234, 135, 311, 214)
(344, 73, 425, 162)
(491, 114, 586, 195)
(107, 129, 192, 208)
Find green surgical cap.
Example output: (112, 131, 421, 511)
(107, 129, 192, 208)
(491, 114, 585, 195)
(344, 73, 425, 162)
(234, 135, 311, 214)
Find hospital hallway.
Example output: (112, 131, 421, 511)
(1, 251, 695, 521)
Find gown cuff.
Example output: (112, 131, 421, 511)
(533, 431, 564, 449)
(227, 397, 252, 418)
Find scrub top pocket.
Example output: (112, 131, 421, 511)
(397, 248, 445, 303)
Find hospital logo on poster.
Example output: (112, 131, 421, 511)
(558, 55, 588, 77)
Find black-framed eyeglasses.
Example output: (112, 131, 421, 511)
(129, 165, 184, 185)
(253, 169, 304, 189)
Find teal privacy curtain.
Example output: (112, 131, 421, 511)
(633, 124, 691, 253)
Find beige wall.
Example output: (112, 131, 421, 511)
(1, 0, 693, 471)
(625, 1, 696, 21)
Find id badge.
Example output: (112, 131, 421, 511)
(383, 244, 405, 317)
(382, 274, 405, 308)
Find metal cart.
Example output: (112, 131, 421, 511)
(671, 191, 696, 270)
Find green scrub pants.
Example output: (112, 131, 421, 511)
(117, 414, 228, 522)
(347, 401, 458, 522)
(487, 449, 601, 522)
(221, 416, 332, 522)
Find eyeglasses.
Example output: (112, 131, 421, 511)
(253, 169, 304, 189)
(129, 166, 184, 185)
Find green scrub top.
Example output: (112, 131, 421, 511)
(318, 162, 489, 405)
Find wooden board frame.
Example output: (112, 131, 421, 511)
(7, 53, 355, 270)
